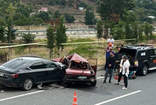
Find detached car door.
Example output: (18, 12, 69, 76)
(44, 63, 64, 82)
(28, 61, 47, 83)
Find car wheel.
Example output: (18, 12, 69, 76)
(22, 78, 33, 91)
(141, 64, 148, 76)
(91, 80, 97, 86)
(62, 76, 68, 88)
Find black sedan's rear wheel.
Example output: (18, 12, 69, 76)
(22, 78, 33, 91)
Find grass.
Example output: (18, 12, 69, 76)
(68, 38, 94, 43)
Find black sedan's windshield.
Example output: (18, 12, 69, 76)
(2, 58, 31, 70)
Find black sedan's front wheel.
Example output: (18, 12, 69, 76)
(22, 78, 33, 91)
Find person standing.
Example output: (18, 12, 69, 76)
(103, 52, 116, 83)
(114, 56, 124, 86)
(105, 44, 114, 70)
(114, 46, 121, 71)
(105, 43, 112, 59)
(122, 55, 130, 89)
(107, 35, 115, 47)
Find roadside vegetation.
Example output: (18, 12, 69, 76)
(0, 0, 156, 65)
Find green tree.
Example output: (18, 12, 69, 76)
(37, 12, 50, 21)
(98, 0, 135, 21)
(0, 26, 6, 43)
(6, 3, 17, 42)
(48, 0, 54, 6)
(125, 23, 133, 39)
(85, 8, 95, 25)
(64, 13, 75, 23)
(112, 20, 125, 39)
(56, 16, 67, 53)
(96, 20, 103, 41)
(138, 24, 144, 41)
(123, 10, 138, 40)
(143, 22, 154, 40)
(46, 25, 55, 58)
(103, 19, 111, 39)
(131, 22, 139, 42)
(60, 0, 66, 5)
(53, 11, 61, 19)
(22, 33, 35, 53)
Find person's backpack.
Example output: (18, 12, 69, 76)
(128, 71, 136, 79)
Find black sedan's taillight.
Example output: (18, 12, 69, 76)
(9, 74, 19, 78)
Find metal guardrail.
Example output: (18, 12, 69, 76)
(15, 28, 96, 33)
(61, 39, 136, 45)
(0, 38, 136, 49)
(0, 43, 46, 49)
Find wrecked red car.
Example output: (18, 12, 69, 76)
(53, 53, 97, 86)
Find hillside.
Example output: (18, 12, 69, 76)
(0, 0, 156, 26)
(20, 0, 97, 22)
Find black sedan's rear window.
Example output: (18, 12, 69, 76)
(2, 58, 31, 70)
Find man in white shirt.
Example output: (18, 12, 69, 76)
(107, 35, 114, 47)
(121, 55, 130, 89)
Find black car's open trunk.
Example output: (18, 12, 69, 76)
(118, 48, 137, 66)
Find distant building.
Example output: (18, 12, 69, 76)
(78, 7, 84, 11)
(148, 16, 155, 19)
(38, 7, 48, 12)
(30, 12, 36, 16)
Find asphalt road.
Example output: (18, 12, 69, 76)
(0, 70, 156, 105)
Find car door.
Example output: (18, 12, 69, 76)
(44, 63, 63, 82)
(152, 49, 156, 67)
(148, 49, 156, 68)
(87, 58, 98, 73)
(28, 61, 47, 83)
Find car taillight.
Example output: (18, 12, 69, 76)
(134, 60, 138, 67)
(10, 74, 19, 78)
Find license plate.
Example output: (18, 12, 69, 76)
(78, 76, 87, 80)
(91, 78, 95, 82)
(0, 73, 4, 77)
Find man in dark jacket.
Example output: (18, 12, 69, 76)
(103, 52, 116, 83)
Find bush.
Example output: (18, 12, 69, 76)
(64, 13, 75, 23)
(22, 33, 35, 43)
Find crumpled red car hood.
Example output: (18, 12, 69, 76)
(66, 68, 95, 76)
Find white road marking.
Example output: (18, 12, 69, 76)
(95, 90, 142, 105)
(97, 77, 104, 80)
(0, 90, 45, 102)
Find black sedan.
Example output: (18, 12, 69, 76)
(0, 56, 66, 91)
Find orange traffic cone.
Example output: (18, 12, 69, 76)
(72, 91, 78, 105)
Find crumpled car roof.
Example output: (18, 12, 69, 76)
(67, 53, 88, 63)
(52, 53, 88, 63)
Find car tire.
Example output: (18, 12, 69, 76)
(22, 78, 33, 91)
(62, 76, 68, 88)
(141, 64, 148, 76)
(91, 80, 97, 86)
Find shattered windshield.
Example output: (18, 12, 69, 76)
(70, 60, 89, 70)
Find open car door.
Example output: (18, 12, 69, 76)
(87, 58, 98, 73)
